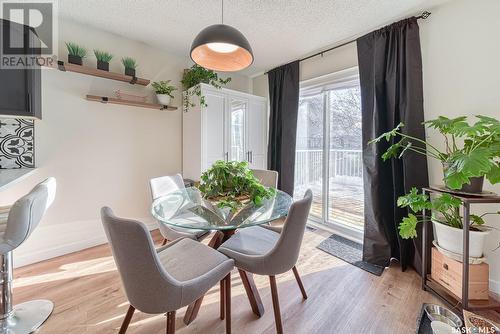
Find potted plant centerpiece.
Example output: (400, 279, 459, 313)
(370, 116, 500, 193)
(65, 42, 87, 65)
(94, 50, 113, 71)
(151, 80, 177, 106)
(121, 57, 137, 77)
(181, 64, 231, 111)
(198, 160, 276, 214)
(397, 188, 499, 257)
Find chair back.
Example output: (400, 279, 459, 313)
(100, 207, 182, 313)
(149, 174, 184, 200)
(251, 169, 278, 188)
(1, 177, 56, 254)
(267, 190, 312, 274)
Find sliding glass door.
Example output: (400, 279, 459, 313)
(294, 68, 364, 239)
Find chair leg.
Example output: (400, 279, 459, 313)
(166, 310, 176, 334)
(119, 305, 135, 334)
(220, 279, 225, 320)
(292, 266, 308, 299)
(161, 238, 168, 246)
(269, 276, 283, 334)
(225, 273, 231, 334)
(238, 269, 264, 317)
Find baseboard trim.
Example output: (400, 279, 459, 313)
(14, 218, 158, 268)
(490, 278, 500, 295)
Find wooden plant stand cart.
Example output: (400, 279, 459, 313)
(421, 187, 500, 312)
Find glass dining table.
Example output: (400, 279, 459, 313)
(151, 186, 293, 324)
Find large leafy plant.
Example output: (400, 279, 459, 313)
(181, 64, 231, 111)
(198, 160, 276, 211)
(396, 188, 499, 239)
(369, 115, 500, 190)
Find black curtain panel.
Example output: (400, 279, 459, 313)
(357, 17, 429, 271)
(267, 61, 300, 196)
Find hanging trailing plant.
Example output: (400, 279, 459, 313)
(181, 64, 231, 111)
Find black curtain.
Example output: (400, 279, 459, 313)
(267, 61, 300, 196)
(357, 17, 429, 271)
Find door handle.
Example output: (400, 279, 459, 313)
(225, 152, 229, 161)
(250, 151, 253, 163)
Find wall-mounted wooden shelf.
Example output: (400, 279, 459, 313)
(54, 61, 150, 86)
(86, 95, 177, 111)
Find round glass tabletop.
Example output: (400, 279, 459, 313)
(151, 187, 292, 231)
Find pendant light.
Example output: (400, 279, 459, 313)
(190, 0, 253, 72)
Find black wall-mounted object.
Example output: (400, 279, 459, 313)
(0, 19, 42, 119)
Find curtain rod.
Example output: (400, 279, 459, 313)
(264, 11, 431, 75)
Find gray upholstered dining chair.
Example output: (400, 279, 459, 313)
(218, 190, 313, 334)
(149, 174, 209, 245)
(251, 169, 278, 188)
(0, 177, 56, 334)
(101, 207, 234, 334)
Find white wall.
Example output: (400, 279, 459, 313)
(0, 18, 251, 267)
(252, 0, 500, 292)
(420, 0, 500, 292)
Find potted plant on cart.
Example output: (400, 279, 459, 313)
(151, 80, 177, 106)
(181, 64, 231, 112)
(369, 115, 500, 193)
(121, 57, 137, 77)
(396, 188, 499, 257)
(94, 49, 113, 71)
(65, 42, 87, 65)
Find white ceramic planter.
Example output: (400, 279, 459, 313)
(156, 94, 171, 106)
(432, 220, 489, 258)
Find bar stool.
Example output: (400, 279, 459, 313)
(0, 177, 56, 333)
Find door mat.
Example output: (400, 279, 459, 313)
(317, 234, 384, 276)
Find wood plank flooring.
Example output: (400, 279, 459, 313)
(11, 227, 467, 333)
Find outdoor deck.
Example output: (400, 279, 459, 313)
(295, 180, 364, 229)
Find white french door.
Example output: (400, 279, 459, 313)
(294, 68, 364, 241)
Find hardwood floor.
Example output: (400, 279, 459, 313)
(12, 227, 455, 333)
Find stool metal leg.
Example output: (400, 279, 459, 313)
(0, 251, 54, 334)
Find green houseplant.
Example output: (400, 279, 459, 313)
(181, 64, 231, 111)
(121, 57, 137, 76)
(65, 42, 87, 65)
(93, 50, 113, 71)
(370, 115, 500, 193)
(198, 160, 276, 212)
(396, 187, 498, 257)
(151, 80, 177, 106)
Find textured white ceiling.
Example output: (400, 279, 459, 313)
(57, 0, 449, 76)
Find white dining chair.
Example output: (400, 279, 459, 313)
(0, 178, 56, 334)
(149, 174, 209, 245)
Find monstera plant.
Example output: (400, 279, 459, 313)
(370, 115, 500, 192)
(198, 160, 276, 211)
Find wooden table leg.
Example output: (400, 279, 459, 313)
(238, 269, 265, 317)
(183, 230, 233, 325)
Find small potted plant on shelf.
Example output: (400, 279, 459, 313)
(151, 80, 177, 106)
(181, 64, 231, 111)
(198, 160, 276, 213)
(94, 49, 113, 71)
(396, 188, 498, 257)
(121, 57, 137, 76)
(370, 115, 500, 193)
(65, 42, 87, 65)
